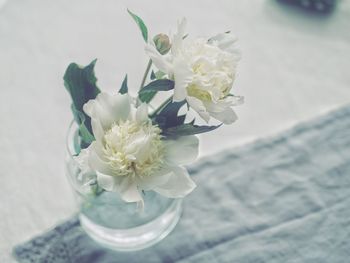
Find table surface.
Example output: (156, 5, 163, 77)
(1, 0, 349, 262)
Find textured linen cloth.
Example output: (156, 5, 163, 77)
(13, 105, 350, 263)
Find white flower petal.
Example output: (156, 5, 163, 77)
(83, 92, 130, 130)
(96, 172, 118, 192)
(136, 103, 149, 124)
(89, 141, 107, 161)
(209, 33, 237, 50)
(144, 43, 172, 73)
(228, 95, 244, 106)
(82, 99, 95, 117)
(187, 96, 210, 122)
(164, 136, 199, 165)
(97, 92, 130, 124)
(153, 166, 196, 198)
(137, 166, 173, 191)
(88, 149, 114, 175)
(208, 32, 241, 58)
(209, 107, 238, 124)
(124, 132, 152, 163)
(119, 176, 143, 203)
(90, 118, 104, 143)
(83, 96, 114, 130)
(74, 149, 96, 185)
(172, 58, 192, 102)
(171, 18, 187, 56)
(204, 99, 231, 113)
(75, 148, 89, 169)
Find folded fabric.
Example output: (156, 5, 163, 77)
(14, 105, 350, 263)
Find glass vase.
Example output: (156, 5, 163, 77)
(65, 121, 183, 251)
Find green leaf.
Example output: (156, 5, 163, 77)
(155, 70, 166, 80)
(64, 59, 100, 148)
(138, 79, 174, 103)
(64, 59, 100, 112)
(76, 111, 95, 144)
(139, 90, 157, 103)
(71, 104, 94, 148)
(127, 9, 148, 42)
(150, 70, 156, 80)
(119, 74, 128, 94)
(162, 121, 221, 137)
(139, 79, 174, 93)
(154, 101, 186, 129)
(64, 59, 100, 134)
(151, 70, 166, 80)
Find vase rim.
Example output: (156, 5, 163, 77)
(66, 120, 79, 161)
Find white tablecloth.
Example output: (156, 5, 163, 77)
(1, 0, 349, 262)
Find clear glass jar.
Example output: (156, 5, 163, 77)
(65, 121, 183, 251)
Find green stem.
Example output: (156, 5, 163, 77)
(150, 96, 173, 118)
(139, 59, 152, 91)
(137, 59, 153, 106)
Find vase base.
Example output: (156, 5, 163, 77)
(79, 199, 182, 251)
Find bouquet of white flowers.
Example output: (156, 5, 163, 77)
(64, 10, 243, 209)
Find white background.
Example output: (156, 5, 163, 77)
(1, 0, 349, 261)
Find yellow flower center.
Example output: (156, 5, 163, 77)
(187, 84, 212, 102)
(102, 120, 164, 177)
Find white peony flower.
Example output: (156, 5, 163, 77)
(145, 18, 243, 124)
(75, 92, 198, 205)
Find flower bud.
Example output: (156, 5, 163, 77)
(153, 33, 171, 55)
